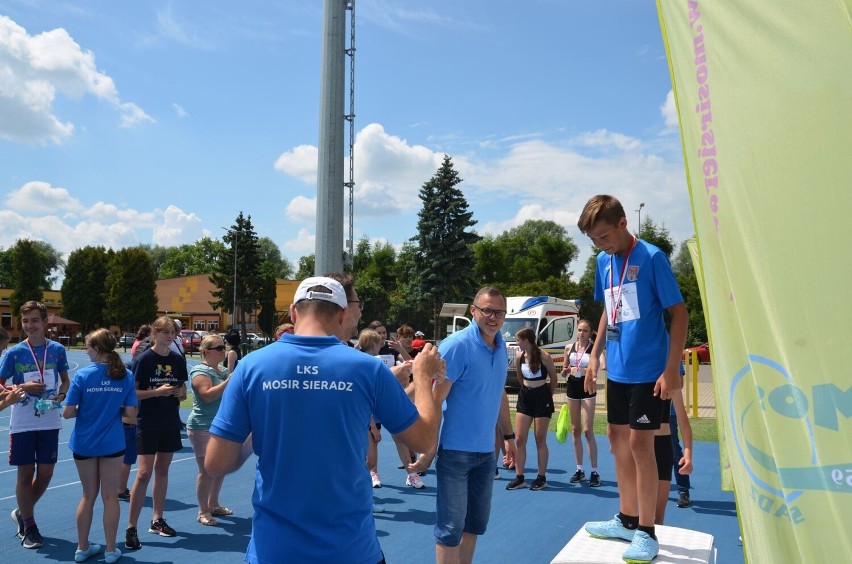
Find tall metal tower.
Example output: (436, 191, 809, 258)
(314, 0, 355, 275)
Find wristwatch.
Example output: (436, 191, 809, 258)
(503, 432, 516, 440)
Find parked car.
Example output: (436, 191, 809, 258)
(118, 333, 136, 348)
(245, 333, 266, 347)
(180, 330, 204, 352)
(686, 342, 711, 363)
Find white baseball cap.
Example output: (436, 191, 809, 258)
(174, 319, 182, 329)
(414, 330, 425, 337)
(293, 277, 347, 309)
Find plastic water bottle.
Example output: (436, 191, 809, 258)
(34, 398, 61, 415)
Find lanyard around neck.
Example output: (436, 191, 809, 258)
(25, 339, 47, 382)
(608, 235, 637, 325)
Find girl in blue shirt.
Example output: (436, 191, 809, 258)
(64, 329, 138, 564)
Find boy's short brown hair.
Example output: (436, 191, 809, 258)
(20, 300, 48, 320)
(577, 195, 627, 234)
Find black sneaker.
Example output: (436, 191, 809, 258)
(148, 518, 176, 537)
(589, 471, 601, 487)
(569, 469, 586, 483)
(506, 476, 526, 490)
(21, 526, 43, 549)
(118, 489, 131, 502)
(11, 508, 24, 539)
(677, 491, 692, 508)
(125, 527, 141, 550)
(530, 476, 548, 491)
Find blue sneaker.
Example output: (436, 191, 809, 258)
(622, 531, 659, 563)
(105, 548, 122, 564)
(584, 514, 636, 542)
(74, 543, 102, 562)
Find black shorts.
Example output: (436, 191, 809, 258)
(137, 429, 183, 455)
(516, 385, 554, 419)
(654, 435, 673, 481)
(606, 379, 665, 430)
(566, 375, 596, 400)
(73, 449, 125, 461)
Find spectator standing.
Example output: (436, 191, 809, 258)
(433, 286, 516, 564)
(0, 300, 70, 550)
(63, 329, 137, 564)
(124, 317, 188, 551)
(224, 330, 242, 374)
(562, 319, 603, 487)
(506, 327, 557, 491)
(205, 276, 444, 564)
(187, 335, 250, 526)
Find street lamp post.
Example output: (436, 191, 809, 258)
(636, 202, 645, 234)
(222, 227, 238, 329)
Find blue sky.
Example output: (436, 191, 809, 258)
(0, 0, 689, 279)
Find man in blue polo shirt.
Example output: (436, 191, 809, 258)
(205, 276, 445, 564)
(434, 286, 516, 564)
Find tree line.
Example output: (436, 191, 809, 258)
(0, 156, 707, 345)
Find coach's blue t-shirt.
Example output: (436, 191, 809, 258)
(595, 238, 684, 383)
(210, 334, 418, 564)
(67, 363, 137, 457)
(438, 323, 508, 452)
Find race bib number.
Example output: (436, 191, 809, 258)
(604, 282, 640, 324)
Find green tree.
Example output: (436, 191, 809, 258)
(9, 239, 45, 316)
(104, 248, 157, 331)
(160, 238, 227, 279)
(673, 239, 707, 345)
(209, 212, 263, 335)
(352, 237, 400, 326)
(473, 220, 579, 286)
(61, 246, 111, 332)
(638, 216, 675, 258)
(387, 242, 431, 333)
(295, 254, 315, 280)
(0, 240, 63, 289)
(576, 249, 604, 326)
(414, 155, 480, 339)
(137, 244, 171, 278)
(257, 237, 294, 279)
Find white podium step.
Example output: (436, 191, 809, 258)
(551, 524, 715, 564)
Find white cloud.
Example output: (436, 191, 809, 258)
(0, 15, 152, 144)
(274, 144, 318, 184)
(172, 103, 189, 118)
(661, 89, 679, 130)
(571, 129, 642, 152)
(4, 181, 85, 213)
(285, 195, 317, 223)
(153, 205, 205, 246)
(282, 227, 315, 255)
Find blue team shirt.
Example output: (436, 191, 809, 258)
(594, 239, 684, 383)
(66, 363, 138, 457)
(0, 339, 68, 433)
(210, 334, 418, 564)
(438, 323, 509, 452)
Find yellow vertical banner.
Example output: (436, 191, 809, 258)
(657, 1, 852, 562)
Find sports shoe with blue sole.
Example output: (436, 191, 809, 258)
(622, 530, 659, 563)
(584, 514, 636, 542)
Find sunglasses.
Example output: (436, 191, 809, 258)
(207, 345, 227, 352)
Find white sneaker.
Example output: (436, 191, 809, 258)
(406, 472, 425, 489)
(371, 471, 382, 488)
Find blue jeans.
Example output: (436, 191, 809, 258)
(434, 447, 495, 547)
(669, 406, 691, 493)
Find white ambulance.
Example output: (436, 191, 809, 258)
(501, 296, 581, 391)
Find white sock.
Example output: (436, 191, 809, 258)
(591, 467, 598, 473)
(577, 465, 584, 472)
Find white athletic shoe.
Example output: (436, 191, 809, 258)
(370, 471, 382, 488)
(406, 472, 425, 489)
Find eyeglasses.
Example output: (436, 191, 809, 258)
(472, 305, 507, 319)
(207, 345, 226, 352)
(348, 300, 365, 312)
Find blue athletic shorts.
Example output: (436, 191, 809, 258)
(123, 424, 138, 465)
(9, 429, 60, 466)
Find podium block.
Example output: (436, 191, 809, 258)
(551, 524, 715, 564)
